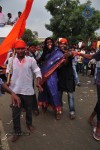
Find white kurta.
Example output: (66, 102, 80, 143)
(6, 56, 42, 95)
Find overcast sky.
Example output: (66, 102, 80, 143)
(0, 0, 100, 37)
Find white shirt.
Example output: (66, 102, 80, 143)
(0, 12, 6, 24)
(81, 50, 85, 54)
(7, 56, 42, 95)
(96, 61, 100, 68)
(78, 42, 82, 48)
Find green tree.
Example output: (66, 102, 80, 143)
(45, 0, 100, 43)
(22, 29, 39, 46)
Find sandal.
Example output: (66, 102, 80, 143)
(70, 111, 75, 120)
(55, 112, 61, 120)
(42, 105, 47, 113)
(93, 127, 97, 133)
(33, 110, 39, 116)
(93, 132, 100, 141)
(27, 125, 35, 133)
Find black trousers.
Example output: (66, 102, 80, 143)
(90, 64, 95, 76)
(12, 94, 33, 133)
(32, 94, 38, 111)
(82, 62, 88, 75)
(32, 80, 38, 111)
(94, 85, 100, 121)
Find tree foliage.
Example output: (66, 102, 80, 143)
(45, 0, 100, 42)
(22, 29, 39, 46)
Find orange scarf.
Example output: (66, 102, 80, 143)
(0, 0, 34, 66)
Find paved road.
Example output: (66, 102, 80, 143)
(0, 75, 100, 150)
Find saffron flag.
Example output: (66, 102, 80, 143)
(0, 0, 34, 66)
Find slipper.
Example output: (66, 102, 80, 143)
(69, 111, 75, 120)
(93, 132, 100, 141)
(93, 127, 96, 133)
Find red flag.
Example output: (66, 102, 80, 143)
(0, 0, 34, 66)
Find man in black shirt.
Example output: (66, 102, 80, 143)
(58, 38, 76, 119)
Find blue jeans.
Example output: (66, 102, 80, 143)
(59, 91, 75, 112)
(94, 67, 97, 83)
(72, 64, 80, 84)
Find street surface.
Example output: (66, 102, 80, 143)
(0, 75, 100, 150)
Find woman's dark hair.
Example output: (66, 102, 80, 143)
(44, 37, 54, 51)
(41, 37, 55, 61)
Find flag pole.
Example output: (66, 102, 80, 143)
(7, 49, 15, 85)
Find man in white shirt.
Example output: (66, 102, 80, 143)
(7, 39, 42, 142)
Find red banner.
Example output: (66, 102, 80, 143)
(0, 0, 34, 66)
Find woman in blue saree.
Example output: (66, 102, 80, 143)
(38, 37, 64, 120)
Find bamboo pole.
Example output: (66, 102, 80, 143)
(7, 49, 15, 85)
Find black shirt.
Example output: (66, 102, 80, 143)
(93, 50, 100, 61)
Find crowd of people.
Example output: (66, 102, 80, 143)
(0, 36, 100, 143)
(0, 5, 22, 26)
(0, 4, 100, 144)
